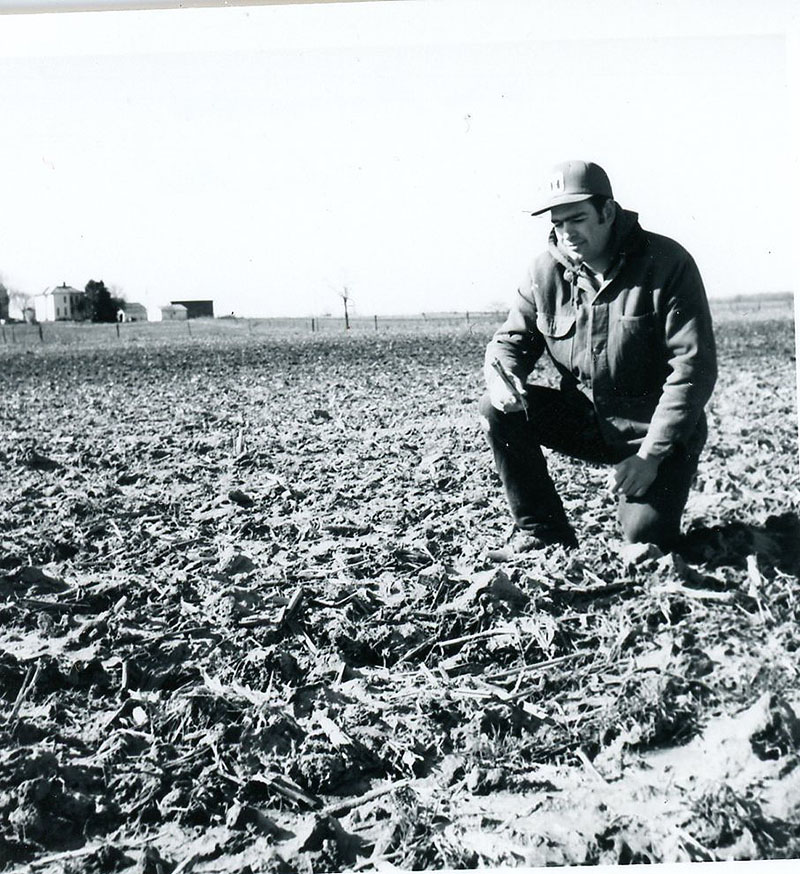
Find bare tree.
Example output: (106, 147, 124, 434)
(340, 286, 351, 330)
(9, 290, 32, 320)
(325, 278, 354, 330)
(0, 274, 32, 321)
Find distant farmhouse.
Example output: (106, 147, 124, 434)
(34, 283, 86, 322)
(117, 302, 148, 322)
(149, 303, 188, 322)
(170, 299, 214, 319)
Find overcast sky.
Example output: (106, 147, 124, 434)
(0, 0, 797, 317)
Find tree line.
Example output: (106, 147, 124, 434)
(82, 280, 125, 322)
(0, 278, 125, 323)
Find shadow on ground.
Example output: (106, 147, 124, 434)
(680, 512, 800, 575)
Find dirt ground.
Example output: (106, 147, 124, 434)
(0, 305, 798, 871)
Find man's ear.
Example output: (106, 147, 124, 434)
(601, 199, 616, 225)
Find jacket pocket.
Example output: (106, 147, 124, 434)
(535, 311, 576, 339)
(536, 311, 578, 376)
(608, 312, 664, 395)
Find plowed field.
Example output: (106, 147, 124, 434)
(1, 305, 798, 871)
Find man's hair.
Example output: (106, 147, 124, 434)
(588, 195, 614, 221)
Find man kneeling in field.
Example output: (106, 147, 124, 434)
(481, 160, 717, 558)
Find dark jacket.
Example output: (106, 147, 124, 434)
(485, 206, 717, 458)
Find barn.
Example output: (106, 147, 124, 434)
(170, 299, 214, 319)
(148, 304, 188, 322)
(152, 304, 188, 321)
(118, 302, 148, 322)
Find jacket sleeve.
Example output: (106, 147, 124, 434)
(484, 265, 547, 387)
(640, 252, 718, 458)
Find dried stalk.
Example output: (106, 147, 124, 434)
(7, 659, 42, 724)
(323, 778, 413, 816)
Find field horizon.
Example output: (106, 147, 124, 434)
(1, 289, 796, 349)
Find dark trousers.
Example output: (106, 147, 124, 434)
(478, 386, 702, 550)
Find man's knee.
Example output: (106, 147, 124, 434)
(620, 505, 679, 550)
(619, 452, 698, 548)
(478, 392, 496, 420)
(478, 393, 506, 434)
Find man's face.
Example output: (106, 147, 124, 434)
(550, 199, 614, 267)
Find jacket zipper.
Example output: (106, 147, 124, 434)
(568, 270, 577, 376)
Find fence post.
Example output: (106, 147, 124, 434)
(311, 317, 316, 333)
(1, 324, 5, 344)
(38, 323, 44, 343)
(187, 319, 192, 337)
(466, 311, 470, 323)
(115, 322, 120, 338)
(374, 314, 378, 332)
(11, 325, 15, 343)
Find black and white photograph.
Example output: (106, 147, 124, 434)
(0, 0, 798, 871)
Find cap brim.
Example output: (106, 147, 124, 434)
(529, 192, 594, 216)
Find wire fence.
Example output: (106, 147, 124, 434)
(0, 311, 507, 349)
(0, 296, 794, 350)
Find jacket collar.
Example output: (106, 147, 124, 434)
(547, 204, 643, 280)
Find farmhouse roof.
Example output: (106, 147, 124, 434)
(41, 283, 84, 297)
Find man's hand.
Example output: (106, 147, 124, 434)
(610, 452, 661, 498)
(487, 365, 527, 413)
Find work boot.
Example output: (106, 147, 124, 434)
(487, 523, 578, 562)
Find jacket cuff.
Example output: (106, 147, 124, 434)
(636, 445, 669, 462)
(637, 434, 674, 460)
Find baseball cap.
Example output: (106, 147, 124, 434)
(530, 160, 613, 216)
